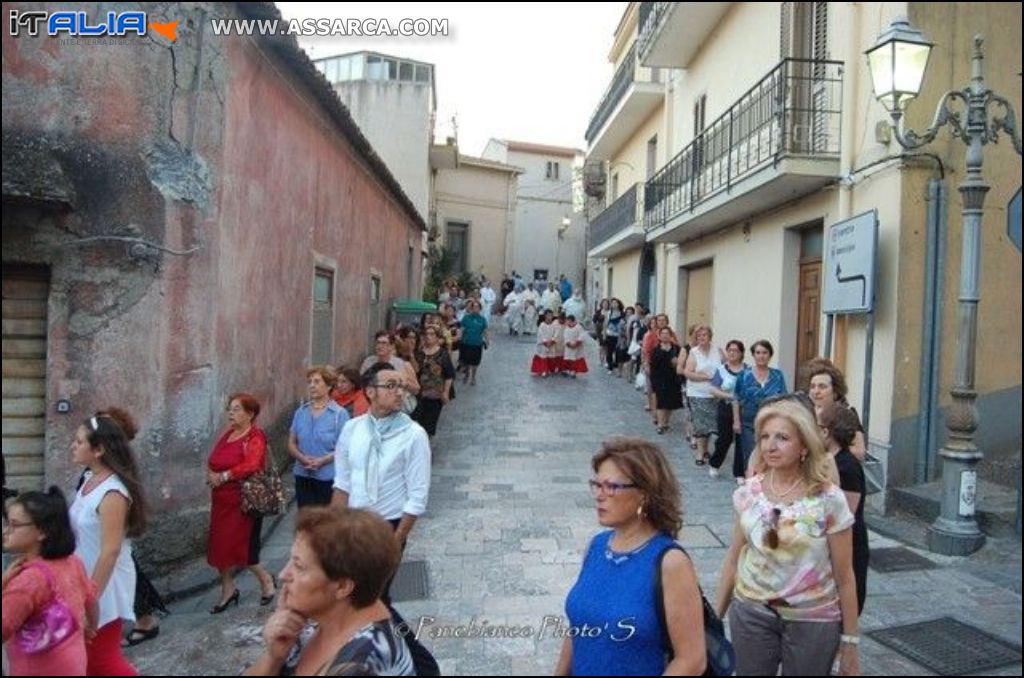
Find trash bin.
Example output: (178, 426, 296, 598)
(390, 300, 438, 329)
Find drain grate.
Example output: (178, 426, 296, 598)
(389, 560, 429, 602)
(867, 617, 1022, 675)
(869, 546, 939, 573)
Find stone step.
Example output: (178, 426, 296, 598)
(888, 478, 1020, 539)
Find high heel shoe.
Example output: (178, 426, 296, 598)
(260, 575, 277, 606)
(210, 589, 240, 614)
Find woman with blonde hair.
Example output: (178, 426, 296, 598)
(683, 324, 724, 466)
(556, 438, 706, 676)
(715, 400, 860, 676)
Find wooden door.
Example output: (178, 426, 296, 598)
(684, 263, 713, 335)
(797, 260, 822, 367)
(2, 266, 49, 491)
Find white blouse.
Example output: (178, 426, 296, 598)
(69, 472, 136, 628)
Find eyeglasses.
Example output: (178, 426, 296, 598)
(763, 508, 782, 549)
(2, 520, 34, 532)
(371, 381, 405, 391)
(226, 405, 246, 413)
(588, 479, 638, 497)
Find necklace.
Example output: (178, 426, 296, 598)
(83, 470, 113, 495)
(769, 470, 802, 498)
(605, 532, 656, 565)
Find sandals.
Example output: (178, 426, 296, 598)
(123, 626, 160, 647)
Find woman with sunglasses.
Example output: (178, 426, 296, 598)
(556, 438, 706, 676)
(715, 400, 860, 676)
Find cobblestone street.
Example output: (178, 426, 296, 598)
(129, 331, 1022, 675)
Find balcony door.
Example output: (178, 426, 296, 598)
(780, 2, 828, 153)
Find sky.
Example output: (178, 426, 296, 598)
(277, 2, 628, 156)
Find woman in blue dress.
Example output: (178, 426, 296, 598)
(556, 438, 706, 676)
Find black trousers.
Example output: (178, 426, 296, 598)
(132, 554, 168, 617)
(385, 518, 440, 676)
(295, 476, 334, 508)
(411, 398, 444, 437)
(604, 336, 620, 370)
(707, 400, 744, 478)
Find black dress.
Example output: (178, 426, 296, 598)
(650, 345, 682, 410)
(835, 447, 869, 614)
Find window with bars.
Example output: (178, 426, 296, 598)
(312, 267, 334, 365)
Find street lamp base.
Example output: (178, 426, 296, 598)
(927, 519, 986, 556)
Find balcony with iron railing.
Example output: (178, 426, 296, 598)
(585, 43, 664, 160)
(645, 58, 843, 242)
(588, 182, 646, 258)
(637, 2, 732, 69)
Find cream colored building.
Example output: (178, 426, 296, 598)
(434, 154, 520, 285)
(585, 3, 666, 310)
(483, 140, 586, 288)
(591, 2, 1021, 495)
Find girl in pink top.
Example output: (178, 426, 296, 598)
(3, 488, 98, 676)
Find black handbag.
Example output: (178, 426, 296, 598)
(655, 544, 737, 676)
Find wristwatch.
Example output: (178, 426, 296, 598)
(840, 634, 860, 645)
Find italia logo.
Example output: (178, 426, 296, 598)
(9, 10, 178, 41)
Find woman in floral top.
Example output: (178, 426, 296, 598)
(411, 325, 455, 437)
(715, 400, 860, 676)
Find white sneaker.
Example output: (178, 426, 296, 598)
(708, 467, 720, 479)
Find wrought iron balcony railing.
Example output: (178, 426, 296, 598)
(585, 43, 662, 145)
(645, 58, 844, 231)
(589, 182, 640, 248)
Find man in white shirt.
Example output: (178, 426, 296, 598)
(332, 365, 430, 548)
(331, 364, 438, 675)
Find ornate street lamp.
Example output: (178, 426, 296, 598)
(866, 16, 1022, 555)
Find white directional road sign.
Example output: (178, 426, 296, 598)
(823, 210, 878, 314)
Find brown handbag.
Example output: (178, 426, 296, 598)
(240, 440, 285, 516)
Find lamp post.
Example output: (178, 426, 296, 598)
(866, 16, 1022, 555)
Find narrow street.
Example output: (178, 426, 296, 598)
(128, 332, 1022, 675)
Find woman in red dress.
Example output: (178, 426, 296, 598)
(206, 393, 277, 614)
